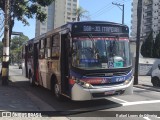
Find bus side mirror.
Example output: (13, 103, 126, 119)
(158, 64, 160, 70)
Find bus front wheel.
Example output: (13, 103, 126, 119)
(54, 83, 63, 101)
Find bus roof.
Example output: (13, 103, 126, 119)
(31, 21, 129, 42)
(64, 21, 128, 27)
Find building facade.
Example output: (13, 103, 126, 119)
(35, 0, 78, 37)
(130, 0, 160, 41)
(35, 2, 55, 37)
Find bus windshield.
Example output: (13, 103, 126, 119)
(72, 37, 131, 70)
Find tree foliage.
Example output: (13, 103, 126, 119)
(0, 0, 54, 38)
(10, 34, 29, 64)
(75, 6, 90, 21)
(141, 31, 154, 57)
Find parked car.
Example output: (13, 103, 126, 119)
(151, 60, 160, 87)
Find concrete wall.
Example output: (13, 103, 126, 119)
(132, 57, 159, 76)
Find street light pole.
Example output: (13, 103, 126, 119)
(2, 0, 10, 85)
(134, 0, 142, 85)
(122, 4, 124, 25)
(112, 2, 124, 24)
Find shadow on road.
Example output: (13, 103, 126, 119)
(10, 79, 122, 116)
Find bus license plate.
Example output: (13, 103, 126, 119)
(104, 90, 115, 95)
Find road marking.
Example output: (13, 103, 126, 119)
(112, 97, 128, 103)
(143, 117, 151, 120)
(121, 100, 160, 106)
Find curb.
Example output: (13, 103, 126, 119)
(134, 84, 160, 92)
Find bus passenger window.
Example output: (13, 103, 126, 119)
(51, 34, 60, 59)
(39, 39, 45, 59)
(52, 34, 60, 47)
(45, 37, 51, 58)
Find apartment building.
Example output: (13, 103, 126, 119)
(35, 2, 55, 37)
(130, 0, 160, 41)
(35, 0, 78, 37)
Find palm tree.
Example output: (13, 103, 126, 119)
(75, 6, 89, 21)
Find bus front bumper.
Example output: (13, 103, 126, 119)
(71, 77, 134, 101)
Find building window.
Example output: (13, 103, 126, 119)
(72, 18, 76, 21)
(67, 3, 71, 6)
(146, 11, 152, 16)
(73, 4, 77, 7)
(67, 17, 71, 20)
(67, 8, 71, 11)
(73, 9, 77, 11)
(72, 13, 76, 16)
(67, 12, 71, 15)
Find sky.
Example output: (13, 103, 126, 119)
(12, 0, 132, 39)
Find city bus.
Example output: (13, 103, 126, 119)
(22, 21, 133, 101)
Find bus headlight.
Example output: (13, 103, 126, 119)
(75, 79, 93, 89)
(124, 76, 133, 85)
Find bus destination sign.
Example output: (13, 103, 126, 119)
(83, 25, 121, 33)
(72, 24, 126, 33)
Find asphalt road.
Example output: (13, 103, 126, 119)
(7, 65, 160, 120)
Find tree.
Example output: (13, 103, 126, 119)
(0, 0, 54, 39)
(75, 6, 89, 21)
(153, 31, 160, 58)
(10, 34, 29, 64)
(141, 31, 154, 58)
(0, 0, 54, 85)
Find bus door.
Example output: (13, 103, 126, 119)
(25, 45, 28, 78)
(61, 33, 70, 94)
(33, 43, 39, 83)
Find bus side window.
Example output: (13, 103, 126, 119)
(28, 43, 33, 59)
(46, 37, 51, 58)
(39, 39, 45, 59)
(51, 34, 60, 59)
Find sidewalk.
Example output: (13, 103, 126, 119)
(0, 77, 70, 120)
(0, 82, 38, 111)
(134, 76, 160, 92)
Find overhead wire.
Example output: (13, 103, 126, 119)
(92, 5, 115, 18)
(90, 0, 129, 19)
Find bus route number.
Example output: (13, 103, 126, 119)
(83, 25, 120, 33)
(83, 26, 92, 31)
(83, 26, 101, 32)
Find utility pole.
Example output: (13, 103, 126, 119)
(2, 0, 10, 85)
(134, 0, 142, 85)
(112, 2, 124, 24)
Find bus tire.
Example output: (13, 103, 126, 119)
(151, 77, 160, 87)
(52, 82, 64, 101)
